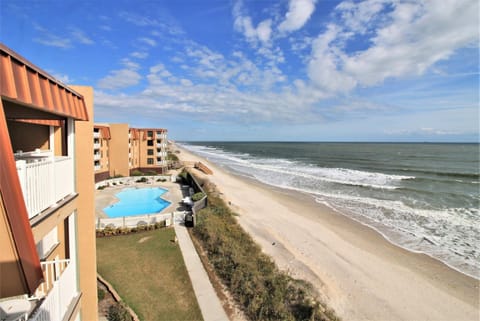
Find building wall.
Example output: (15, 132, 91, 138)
(136, 129, 167, 170)
(108, 123, 130, 177)
(128, 130, 140, 170)
(100, 136, 109, 172)
(71, 85, 98, 321)
(7, 121, 49, 153)
(0, 197, 26, 297)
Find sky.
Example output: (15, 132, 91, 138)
(1, 0, 478, 142)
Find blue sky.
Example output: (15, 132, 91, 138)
(1, 0, 478, 142)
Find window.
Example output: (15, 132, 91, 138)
(147, 131, 153, 137)
(147, 158, 154, 165)
(147, 140, 154, 146)
(147, 149, 154, 155)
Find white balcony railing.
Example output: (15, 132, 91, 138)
(93, 143, 101, 149)
(93, 132, 100, 138)
(29, 259, 78, 321)
(94, 165, 101, 171)
(94, 153, 101, 160)
(16, 156, 74, 219)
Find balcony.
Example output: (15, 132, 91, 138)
(94, 165, 101, 171)
(15, 151, 74, 220)
(93, 131, 100, 138)
(28, 259, 79, 321)
(94, 153, 101, 161)
(93, 143, 101, 149)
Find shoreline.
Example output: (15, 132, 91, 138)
(174, 143, 480, 321)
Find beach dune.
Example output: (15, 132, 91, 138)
(174, 143, 479, 321)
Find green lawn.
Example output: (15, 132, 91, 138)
(96, 228, 203, 321)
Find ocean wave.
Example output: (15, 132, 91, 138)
(183, 143, 412, 190)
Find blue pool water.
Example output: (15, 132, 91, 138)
(103, 187, 171, 217)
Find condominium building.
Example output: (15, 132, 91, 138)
(93, 124, 168, 182)
(0, 44, 98, 321)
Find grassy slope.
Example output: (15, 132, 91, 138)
(191, 181, 339, 321)
(96, 228, 203, 321)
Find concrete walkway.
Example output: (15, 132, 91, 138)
(174, 215, 229, 321)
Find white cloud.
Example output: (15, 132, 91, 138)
(233, 1, 273, 44)
(308, 24, 356, 92)
(234, 15, 273, 44)
(131, 51, 149, 59)
(98, 60, 142, 90)
(139, 37, 157, 47)
(49, 71, 72, 84)
(278, 0, 317, 33)
(97, 69, 142, 90)
(34, 36, 71, 49)
(70, 28, 94, 45)
(335, 0, 387, 34)
(33, 23, 72, 48)
(119, 12, 160, 27)
(308, 0, 479, 92)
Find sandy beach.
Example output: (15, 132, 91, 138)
(174, 143, 479, 321)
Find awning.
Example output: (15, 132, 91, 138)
(0, 43, 89, 121)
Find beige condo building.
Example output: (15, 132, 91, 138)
(94, 124, 168, 182)
(0, 44, 98, 321)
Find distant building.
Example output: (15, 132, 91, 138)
(93, 124, 168, 182)
(0, 44, 98, 321)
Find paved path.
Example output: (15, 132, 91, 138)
(174, 214, 229, 321)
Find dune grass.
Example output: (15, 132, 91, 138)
(191, 180, 339, 321)
(96, 228, 203, 321)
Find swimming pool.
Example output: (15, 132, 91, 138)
(103, 187, 171, 217)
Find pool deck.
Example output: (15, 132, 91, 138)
(95, 180, 184, 219)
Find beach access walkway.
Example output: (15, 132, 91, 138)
(174, 214, 229, 321)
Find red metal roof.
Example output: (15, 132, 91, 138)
(94, 125, 111, 139)
(0, 44, 88, 121)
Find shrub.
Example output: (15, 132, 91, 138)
(136, 177, 148, 183)
(154, 220, 166, 229)
(167, 152, 179, 161)
(98, 288, 106, 301)
(192, 181, 339, 321)
(157, 178, 167, 182)
(178, 171, 189, 184)
(107, 302, 130, 321)
(191, 192, 205, 202)
(113, 174, 124, 178)
(98, 185, 107, 190)
(131, 170, 143, 176)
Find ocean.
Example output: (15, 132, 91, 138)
(179, 142, 480, 279)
